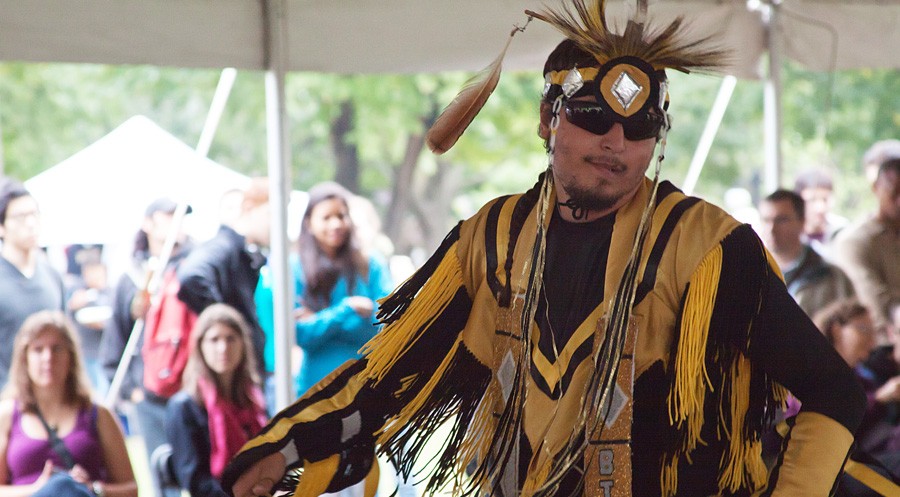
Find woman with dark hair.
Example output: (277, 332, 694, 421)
(292, 182, 394, 395)
(814, 298, 877, 370)
(0, 310, 137, 497)
(165, 304, 268, 497)
(813, 298, 900, 493)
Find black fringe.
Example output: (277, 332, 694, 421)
(376, 222, 462, 325)
(719, 225, 781, 438)
(378, 345, 492, 496)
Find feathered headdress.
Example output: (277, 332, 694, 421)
(527, 0, 726, 73)
(426, 0, 727, 155)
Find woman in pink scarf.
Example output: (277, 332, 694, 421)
(165, 304, 268, 497)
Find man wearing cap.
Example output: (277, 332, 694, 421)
(176, 177, 271, 380)
(223, 2, 865, 496)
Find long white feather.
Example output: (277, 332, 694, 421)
(426, 26, 524, 155)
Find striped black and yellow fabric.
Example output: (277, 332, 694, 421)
(222, 176, 860, 497)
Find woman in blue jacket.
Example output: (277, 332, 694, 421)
(293, 182, 394, 396)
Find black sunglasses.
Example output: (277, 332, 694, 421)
(564, 100, 666, 141)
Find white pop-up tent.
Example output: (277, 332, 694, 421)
(25, 115, 250, 248)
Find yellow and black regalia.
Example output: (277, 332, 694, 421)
(222, 177, 861, 496)
(223, 1, 863, 496)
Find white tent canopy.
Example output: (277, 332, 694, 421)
(1, 0, 898, 76)
(25, 115, 250, 248)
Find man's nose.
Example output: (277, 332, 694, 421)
(599, 123, 626, 151)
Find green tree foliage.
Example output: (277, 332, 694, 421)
(0, 61, 896, 254)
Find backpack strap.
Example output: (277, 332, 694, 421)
(33, 403, 76, 470)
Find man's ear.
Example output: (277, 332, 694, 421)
(538, 102, 552, 140)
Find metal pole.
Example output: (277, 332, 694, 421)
(104, 67, 237, 408)
(103, 203, 190, 408)
(264, 0, 296, 411)
(762, 0, 783, 193)
(683, 75, 737, 195)
(0, 108, 5, 176)
(196, 67, 238, 157)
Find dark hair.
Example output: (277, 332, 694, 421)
(812, 298, 870, 346)
(297, 182, 368, 312)
(863, 139, 900, 169)
(878, 157, 900, 179)
(181, 304, 261, 408)
(543, 40, 599, 77)
(1, 310, 93, 411)
(763, 189, 805, 221)
(793, 168, 834, 193)
(0, 178, 32, 225)
(132, 229, 150, 259)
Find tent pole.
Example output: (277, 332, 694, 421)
(196, 67, 237, 157)
(264, 0, 296, 412)
(763, 0, 783, 193)
(683, 75, 737, 196)
(0, 111, 5, 175)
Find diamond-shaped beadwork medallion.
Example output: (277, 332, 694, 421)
(611, 72, 643, 110)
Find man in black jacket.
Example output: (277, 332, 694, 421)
(176, 177, 270, 379)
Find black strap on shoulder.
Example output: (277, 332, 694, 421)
(33, 403, 76, 469)
(485, 195, 512, 305)
(634, 195, 701, 306)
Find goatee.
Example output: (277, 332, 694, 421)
(562, 183, 619, 213)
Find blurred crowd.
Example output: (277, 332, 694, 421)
(0, 175, 408, 497)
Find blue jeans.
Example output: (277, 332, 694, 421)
(32, 472, 93, 497)
(136, 395, 181, 497)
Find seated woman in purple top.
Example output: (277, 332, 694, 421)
(0, 310, 137, 497)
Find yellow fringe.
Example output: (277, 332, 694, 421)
(456, 381, 502, 485)
(662, 244, 722, 497)
(374, 336, 463, 445)
(718, 356, 767, 493)
(660, 454, 679, 497)
(772, 383, 790, 409)
(663, 241, 786, 497)
(667, 244, 722, 448)
(362, 242, 464, 383)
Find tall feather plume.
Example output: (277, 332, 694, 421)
(526, 0, 728, 73)
(426, 22, 528, 155)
